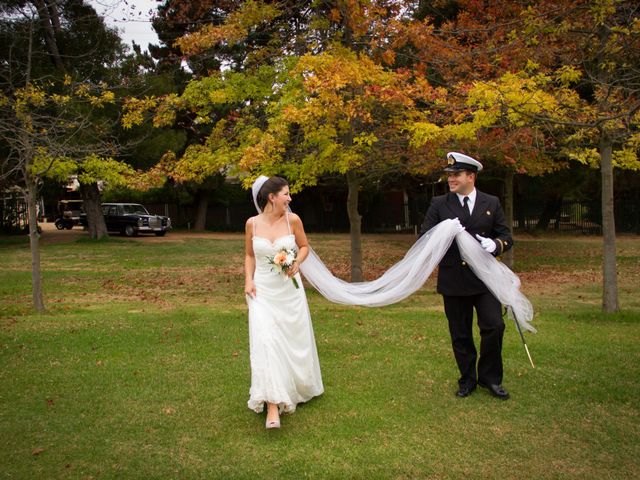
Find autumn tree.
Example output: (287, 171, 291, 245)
(160, 0, 430, 280)
(144, 0, 293, 230)
(464, 0, 640, 312)
(0, 77, 128, 309)
(235, 47, 432, 281)
(394, 2, 565, 251)
(0, 1, 156, 309)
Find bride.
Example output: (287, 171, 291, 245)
(244, 176, 323, 429)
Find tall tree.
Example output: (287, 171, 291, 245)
(396, 1, 565, 251)
(465, 0, 640, 312)
(0, 78, 123, 309)
(147, 0, 284, 230)
(163, 0, 426, 279)
(0, 1, 149, 309)
(235, 47, 430, 280)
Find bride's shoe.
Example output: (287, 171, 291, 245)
(265, 418, 280, 429)
(265, 402, 280, 429)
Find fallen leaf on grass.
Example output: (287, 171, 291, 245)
(32, 447, 45, 456)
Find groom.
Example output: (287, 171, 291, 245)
(421, 152, 513, 399)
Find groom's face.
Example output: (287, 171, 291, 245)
(447, 171, 475, 195)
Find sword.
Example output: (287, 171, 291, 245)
(507, 306, 535, 368)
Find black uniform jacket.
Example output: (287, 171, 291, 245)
(420, 190, 513, 296)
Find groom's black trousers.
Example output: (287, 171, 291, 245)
(443, 292, 505, 387)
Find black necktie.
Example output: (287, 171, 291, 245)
(462, 196, 471, 224)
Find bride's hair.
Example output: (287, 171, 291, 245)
(256, 176, 288, 211)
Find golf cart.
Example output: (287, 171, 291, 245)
(54, 199, 83, 230)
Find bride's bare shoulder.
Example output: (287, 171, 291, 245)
(288, 212, 302, 224)
(245, 215, 258, 230)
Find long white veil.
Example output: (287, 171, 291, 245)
(251, 176, 535, 333)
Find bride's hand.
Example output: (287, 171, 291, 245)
(287, 262, 299, 278)
(245, 280, 256, 299)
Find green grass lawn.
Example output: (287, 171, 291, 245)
(1, 232, 639, 479)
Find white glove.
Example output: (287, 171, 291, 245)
(475, 234, 497, 253)
(452, 218, 466, 233)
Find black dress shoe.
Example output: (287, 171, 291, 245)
(478, 382, 510, 400)
(456, 384, 476, 398)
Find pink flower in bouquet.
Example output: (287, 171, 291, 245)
(273, 251, 288, 266)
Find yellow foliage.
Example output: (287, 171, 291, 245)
(353, 133, 378, 147)
(409, 122, 445, 147)
(444, 123, 479, 141)
(589, 0, 616, 26)
(15, 86, 46, 109)
(525, 60, 540, 72)
(613, 148, 640, 170)
(30, 148, 76, 179)
(175, 1, 280, 56)
(171, 145, 228, 183)
(153, 94, 181, 128)
(77, 154, 135, 187)
(555, 65, 582, 86)
(51, 94, 71, 105)
(122, 96, 159, 129)
(563, 147, 601, 168)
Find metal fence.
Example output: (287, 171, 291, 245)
(514, 201, 602, 234)
(514, 199, 640, 234)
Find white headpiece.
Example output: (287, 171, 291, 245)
(251, 175, 270, 213)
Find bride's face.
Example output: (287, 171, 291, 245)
(269, 186, 292, 212)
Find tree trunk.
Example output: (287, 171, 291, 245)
(502, 171, 514, 269)
(24, 175, 45, 312)
(193, 188, 209, 231)
(81, 182, 108, 239)
(32, 0, 65, 72)
(600, 130, 618, 312)
(346, 171, 363, 282)
(46, 0, 62, 32)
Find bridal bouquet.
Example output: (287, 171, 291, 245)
(267, 248, 300, 289)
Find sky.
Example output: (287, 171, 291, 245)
(89, 0, 160, 52)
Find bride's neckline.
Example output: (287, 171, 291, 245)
(253, 212, 292, 244)
(253, 234, 295, 245)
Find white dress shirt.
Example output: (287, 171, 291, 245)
(456, 189, 477, 215)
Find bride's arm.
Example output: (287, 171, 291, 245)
(244, 218, 257, 298)
(288, 213, 308, 276)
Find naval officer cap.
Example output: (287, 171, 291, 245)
(444, 152, 483, 173)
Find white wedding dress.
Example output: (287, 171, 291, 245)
(246, 224, 324, 414)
